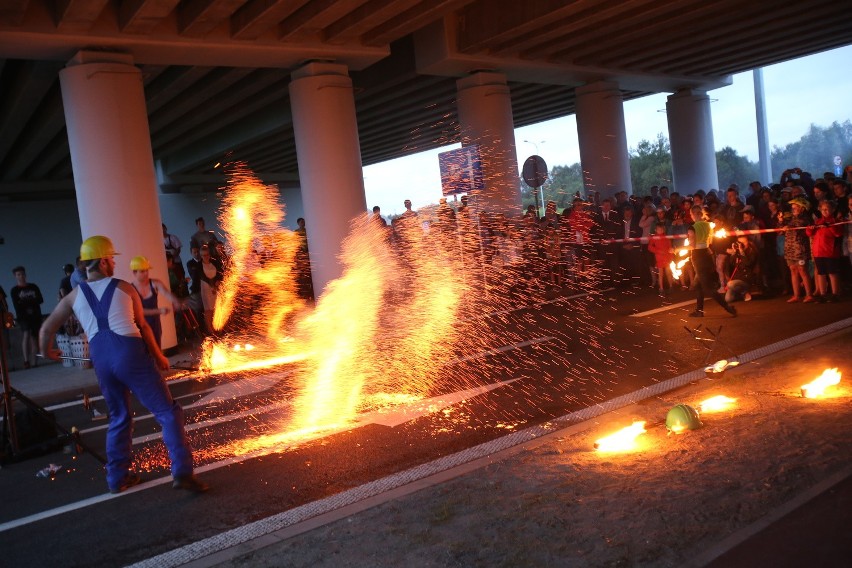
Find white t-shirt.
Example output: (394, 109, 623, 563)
(73, 278, 141, 340)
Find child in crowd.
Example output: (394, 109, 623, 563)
(806, 200, 843, 302)
(780, 197, 815, 303)
(647, 223, 675, 294)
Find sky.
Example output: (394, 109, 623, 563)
(364, 44, 852, 217)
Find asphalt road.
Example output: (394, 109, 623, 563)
(2, 286, 850, 567)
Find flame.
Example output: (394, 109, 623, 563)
(212, 168, 303, 334)
(594, 421, 646, 452)
(801, 368, 842, 398)
(179, 161, 611, 461)
(670, 238, 690, 280)
(698, 395, 737, 413)
(714, 227, 727, 238)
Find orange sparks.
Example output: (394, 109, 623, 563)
(594, 421, 646, 452)
(801, 368, 842, 398)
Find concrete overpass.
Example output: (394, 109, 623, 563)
(1, 0, 851, 329)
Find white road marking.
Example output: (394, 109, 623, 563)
(629, 299, 693, 317)
(354, 379, 520, 428)
(448, 337, 555, 365)
(0, 379, 519, 533)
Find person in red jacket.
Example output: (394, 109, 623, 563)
(806, 200, 844, 302)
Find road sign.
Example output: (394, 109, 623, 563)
(439, 145, 484, 196)
(522, 155, 548, 188)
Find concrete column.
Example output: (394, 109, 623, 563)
(574, 81, 632, 201)
(666, 89, 719, 193)
(289, 62, 367, 296)
(59, 51, 176, 350)
(456, 72, 521, 216)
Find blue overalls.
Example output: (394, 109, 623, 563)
(137, 284, 162, 347)
(79, 280, 193, 491)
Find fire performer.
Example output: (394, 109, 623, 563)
(38, 236, 208, 494)
(686, 205, 737, 318)
(130, 255, 183, 348)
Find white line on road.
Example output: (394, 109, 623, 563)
(629, 300, 693, 317)
(16, 309, 835, 541)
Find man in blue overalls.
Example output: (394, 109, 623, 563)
(39, 236, 208, 493)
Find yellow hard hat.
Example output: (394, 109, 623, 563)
(129, 256, 151, 271)
(80, 235, 120, 261)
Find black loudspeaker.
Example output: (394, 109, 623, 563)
(1, 405, 63, 462)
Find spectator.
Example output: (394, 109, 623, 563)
(845, 195, 852, 284)
(197, 245, 223, 333)
(59, 263, 75, 298)
(719, 187, 744, 227)
(10, 266, 44, 368)
(647, 223, 675, 295)
(725, 236, 759, 303)
(185, 246, 205, 330)
(69, 256, 87, 289)
(737, 205, 762, 250)
(710, 217, 733, 294)
(189, 217, 219, 256)
(831, 180, 849, 217)
(371, 205, 388, 227)
(399, 199, 418, 221)
(653, 206, 671, 234)
(566, 197, 593, 275)
(293, 219, 314, 302)
(594, 198, 622, 287)
(163, 224, 184, 279)
(745, 181, 763, 209)
(780, 197, 815, 303)
(806, 200, 843, 302)
(618, 206, 645, 287)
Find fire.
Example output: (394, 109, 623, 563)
(714, 227, 727, 238)
(594, 421, 646, 452)
(698, 395, 737, 413)
(801, 368, 842, 398)
(212, 167, 303, 335)
(670, 238, 690, 281)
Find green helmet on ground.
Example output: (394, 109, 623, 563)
(666, 403, 703, 433)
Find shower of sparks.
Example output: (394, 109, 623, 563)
(138, 150, 623, 468)
(212, 166, 303, 336)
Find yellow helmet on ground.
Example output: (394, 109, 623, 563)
(129, 256, 151, 271)
(80, 235, 120, 261)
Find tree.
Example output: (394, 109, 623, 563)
(548, 163, 584, 207)
(771, 120, 852, 180)
(716, 147, 760, 189)
(628, 133, 673, 195)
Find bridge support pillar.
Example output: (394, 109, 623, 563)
(666, 89, 719, 194)
(456, 71, 521, 216)
(575, 81, 632, 202)
(289, 62, 367, 297)
(59, 50, 176, 350)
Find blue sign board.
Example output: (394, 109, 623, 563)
(438, 145, 483, 196)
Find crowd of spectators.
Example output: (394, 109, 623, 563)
(4, 165, 851, 365)
(383, 165, 852, 308)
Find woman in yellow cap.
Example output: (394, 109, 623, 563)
(130, 255, 182, 347)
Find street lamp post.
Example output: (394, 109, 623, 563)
(523, 139, 547, 216)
